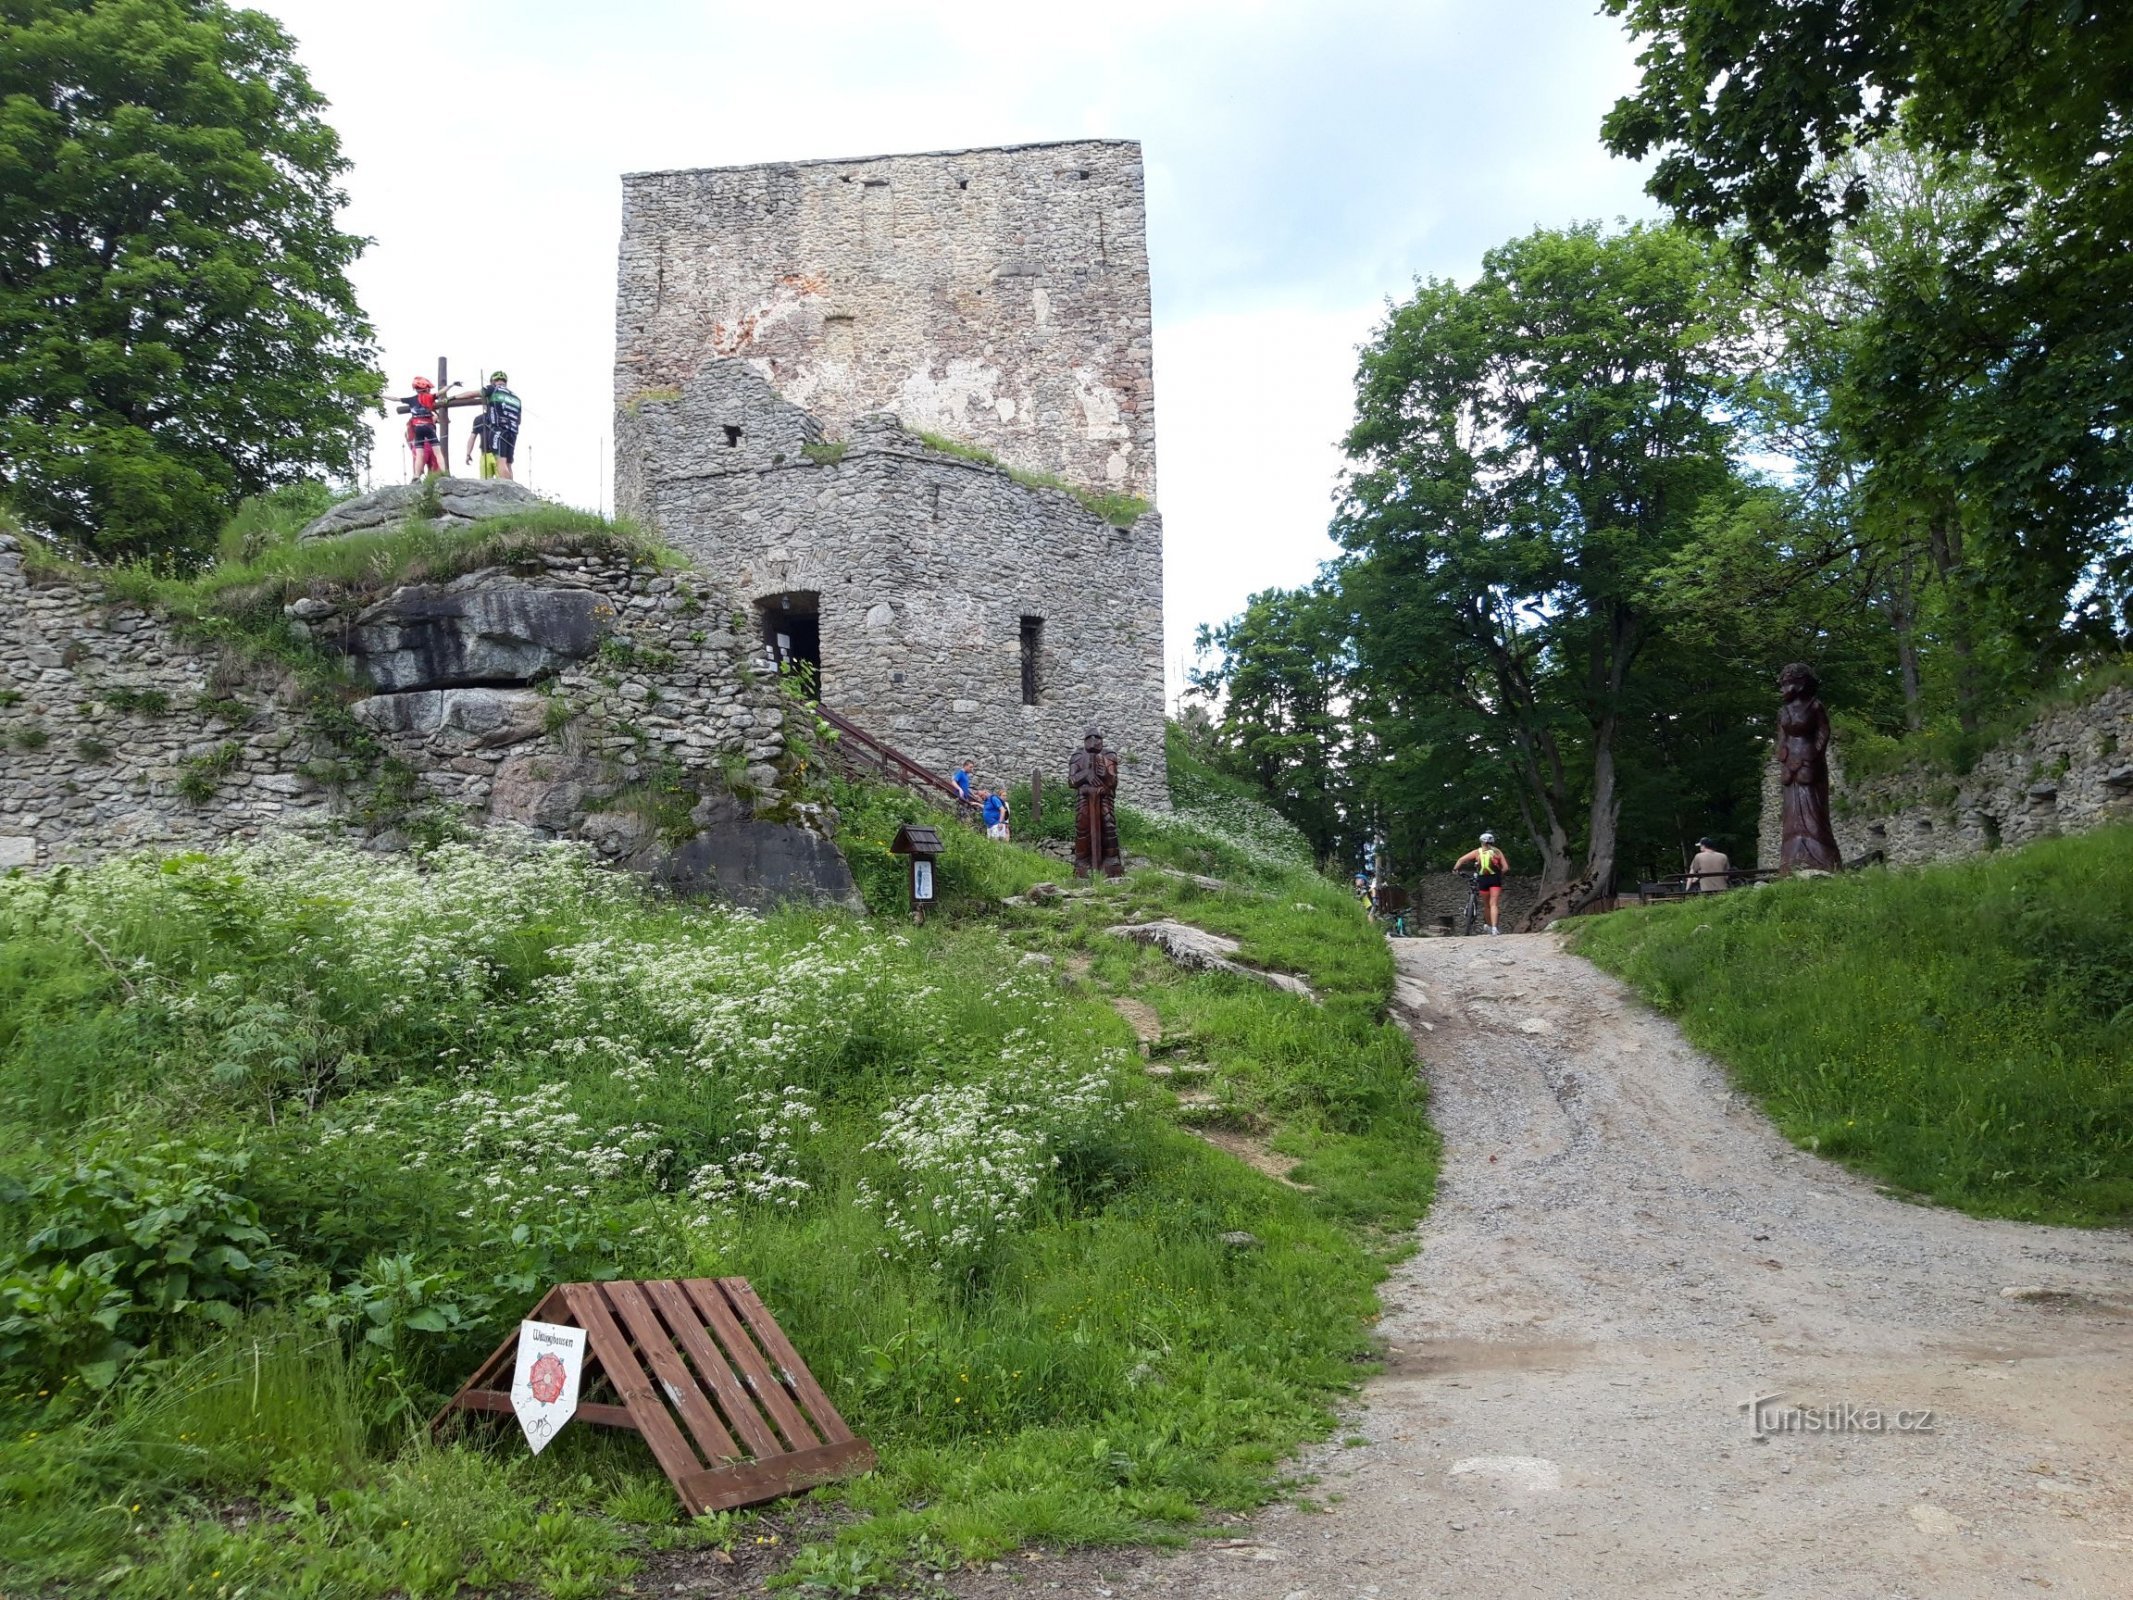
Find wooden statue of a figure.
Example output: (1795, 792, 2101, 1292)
(1068, 726, 1123, 879)
(1777, 662, 1843, 873)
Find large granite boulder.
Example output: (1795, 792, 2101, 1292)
(652, 822, 866, 913)
(300, 479, 544, 540)
(331, 575, 610, 691)
(350, 687, 550, 749)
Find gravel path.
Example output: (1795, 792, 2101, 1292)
(957, 931, 2133, 1600)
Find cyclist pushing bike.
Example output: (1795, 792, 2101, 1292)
(1452, 832, 1510, 936)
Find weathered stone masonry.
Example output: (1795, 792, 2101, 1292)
(1756, 684, 2133, 869)
(616, 140, 1157, 503)
(0, 528, 857, 907)
(617, 362, 1168, 805)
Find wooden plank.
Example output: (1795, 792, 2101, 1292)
(448, 1389, 637, 1430)
(427, 1284, 571, 1438)
(678, 1435, 879, 1515)
(680, 1278, 820, 1452)
(719, 1278, 856, 1444)
(563, 1282, 705, 1488)
(601, 1280, 741, 1465)
(645, 1278, 785, 1462)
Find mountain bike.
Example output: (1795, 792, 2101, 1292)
(1458, 871, 1483, 936)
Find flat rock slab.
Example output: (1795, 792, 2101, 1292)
(1108, 920, 1317, 1001)
(331, 577, 610, 692)
(300, 479, 544, 540)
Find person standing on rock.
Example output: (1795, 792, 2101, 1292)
(397, 376, 445, 478)
(1452, 832, 1509, 935)
(479, 372, 521, 480)
(1688, 837, 1732, 893)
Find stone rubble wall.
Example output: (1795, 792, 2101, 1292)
(619, 363, 1168, 811)
(1755, 683, 2133, 869)
(0, 530, 854, 907)
(616, 140, 1157, 503)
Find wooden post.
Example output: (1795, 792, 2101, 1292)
(1030, 767, 1042, 830)
(436, 357, 452, 475)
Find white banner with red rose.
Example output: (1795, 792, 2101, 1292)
(509, 1319, 588, 1454)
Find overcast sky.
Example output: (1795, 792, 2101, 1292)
(261, 0, 1657, 703)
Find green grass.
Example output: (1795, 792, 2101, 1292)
(26, 501, 669, 627)
(908, 430, 1151, 527)
(0, 787, 1430, 1595)
(1570, 824, 2133, 1225)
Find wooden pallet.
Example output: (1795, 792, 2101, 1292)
(431, 1278, 875, 1514)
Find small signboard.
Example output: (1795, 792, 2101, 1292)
(912, 859, 935, 901)
(510, 1319, 587, 1454)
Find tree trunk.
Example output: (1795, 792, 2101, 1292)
(1925, 508, 1980, 735)
(1889, 552, 1925, 732)
(1581, 711, 1621, 906)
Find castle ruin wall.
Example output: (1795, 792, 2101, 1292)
(616, 140, 1157, 503)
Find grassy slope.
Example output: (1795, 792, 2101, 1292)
(1570, 824, 2133, 1225)
(0, 753, 1428, 1595)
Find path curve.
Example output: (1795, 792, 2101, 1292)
(967, 932, 2133, 1599)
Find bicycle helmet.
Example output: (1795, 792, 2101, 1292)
(411, 375, 433, 390)
(490, 370, 508, 383)
(1479, 831, 1496, 843)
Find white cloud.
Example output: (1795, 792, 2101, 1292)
(259, 0, 1654, 689)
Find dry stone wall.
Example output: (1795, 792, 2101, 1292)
(618, 363, 1168, 809)
(1756, 684, 2133, 868)
(616, 140, 1157, 503)
(0, 528, 858, 909)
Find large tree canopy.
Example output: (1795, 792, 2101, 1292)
(0, 0, 378, 562)
(1336, 223, 1752, 898)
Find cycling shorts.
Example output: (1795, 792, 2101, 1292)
(491, 428, 517, 463)
(1474, 873, 1504, 890)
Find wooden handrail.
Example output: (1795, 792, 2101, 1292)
(813, 702, 964, 803)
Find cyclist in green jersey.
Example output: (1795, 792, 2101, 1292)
(1452, 832, 1510, 935)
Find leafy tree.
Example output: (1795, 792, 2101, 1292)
(1336, 222, 1751, 898)
(1189, 583, 1354, 863)
(1603, 3, 2133, 666)
(0, 0, 378, 563)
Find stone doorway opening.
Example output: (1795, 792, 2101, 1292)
(758, 591, 821, 694)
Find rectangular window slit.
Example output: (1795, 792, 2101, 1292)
(1019, 616, 1043, 706)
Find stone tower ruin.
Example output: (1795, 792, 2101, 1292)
(613, 140, 1167, 804)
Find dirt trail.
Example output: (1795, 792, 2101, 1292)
(962, 932, 2133, 1599)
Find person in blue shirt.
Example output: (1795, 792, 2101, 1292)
(982, 787, 1009, 840)
(952, 760, 975, 824)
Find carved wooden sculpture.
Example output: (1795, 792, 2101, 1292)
(1068, 726, 1124, 879)
(1777, 662, 1843, 873)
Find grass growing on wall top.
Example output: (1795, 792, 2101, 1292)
(1570, 824, 2133, 1225)
(909, 429, 1151, 528)
(1833, 656, 2133, 782)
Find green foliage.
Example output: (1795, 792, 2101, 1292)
(0, 826, 1426, 1591)
(175, 740, 242, 803)
(1326, 221, 1756, 886)
(9, 722, 48, 751)
(213, 480, 346, 565)
(1189, 590, 1353, 863)
(100, 686, 171, 716)
(3, 1144, 284, 1384)
(0, 0, 380, 563)
(1572, 825, 2133, 1224)
(801, 440, 849, 466)
(911, 429, 1151, 525)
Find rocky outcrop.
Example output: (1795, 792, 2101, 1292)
(299, 479, 544, 541)
(325, 576, 611, 692)
(1107, 920, 1316, 1001)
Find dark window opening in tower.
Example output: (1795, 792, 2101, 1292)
(1020, 616, 1043, 706)
(723, 425, 743, 447)
(758, 591, 822, 696)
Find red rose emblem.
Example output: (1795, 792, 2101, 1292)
(528, 1350, 567, 1405)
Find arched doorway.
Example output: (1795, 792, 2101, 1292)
(757, 591, 821, 694)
